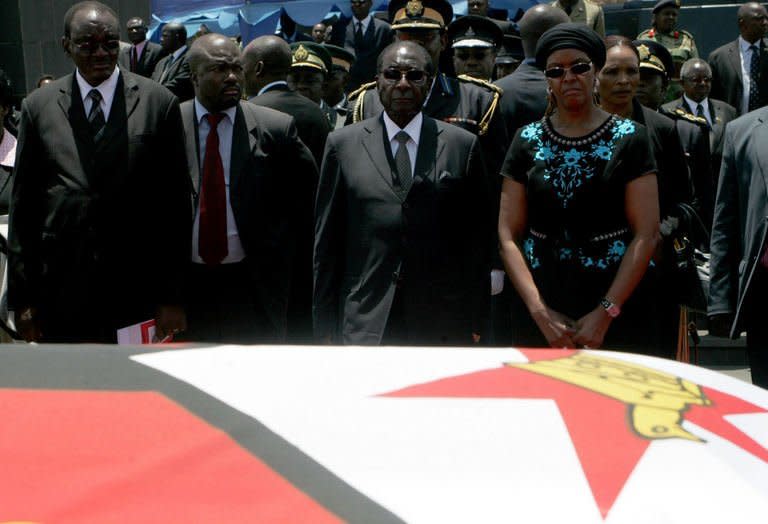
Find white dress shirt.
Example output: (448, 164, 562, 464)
(0, 128, 17, 168)
(132, 39, 147, 61)
(353, 14, 373, 37)
(382, 111, 423, 178)
(683, 94, 713, 127)
(257, 80, 288, 96)
(191, 99, 246, 264)
(738, 36, 760, 115)
(76, 66, 120, 121)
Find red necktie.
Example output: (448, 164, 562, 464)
(199, 113, 228, 265)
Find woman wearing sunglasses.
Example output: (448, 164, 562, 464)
(596, 36, 693, 359)
(498, 24, 661, 352)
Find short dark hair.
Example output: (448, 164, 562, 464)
(603, 35, 640, 64)
(63, 1, 118, 38)
(376, 41, 435, 75)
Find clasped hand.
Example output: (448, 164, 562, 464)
(533, 306, 612, 349)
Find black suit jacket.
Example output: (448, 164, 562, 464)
(708, 38, 768, 115)
(181, 100, 317, 338)
(344, 17, 393, 93)
(495, 62, 547, 139)
(8, 72, 192, 341)
(314, 115, 492, 345)
(152, 47, 194, 102)
(118, 41, 164, 78)
(249, 83, 330, 166)
(708, 107, 768, 336)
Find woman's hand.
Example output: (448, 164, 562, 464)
(531, 307, 577, 348)
(573, 307, 613, 348)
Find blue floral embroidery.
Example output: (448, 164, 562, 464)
(523, 238, 541, 269)
(524, 118, 637, 207)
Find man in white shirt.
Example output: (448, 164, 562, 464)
(344, 0, 393, 93)
(708, 2, 768, 115)
(180, 34, 317, 342)
(314, 41, 492, 345)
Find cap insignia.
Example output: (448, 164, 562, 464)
(406, 0, 424, 17)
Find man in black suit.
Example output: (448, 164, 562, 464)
(314, 41, 492, 345)
(180, 34, 317, 343)
(118, 17, 163, 78)
(152, 22, 194, 101)
(242, 35, 326, 343)
(708, 106, 768, 388)
(344, 0, 393, 93)
(491, 4, 568, 344)
(662, 58, 737, 190)
(243, 35, 330, 165)
(8, 1, 191, 343)
(708, 2, 768, 115)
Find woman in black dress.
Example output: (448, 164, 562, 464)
(498, 24, 660, 352)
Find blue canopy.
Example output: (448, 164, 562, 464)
(150, 1, 541, 45)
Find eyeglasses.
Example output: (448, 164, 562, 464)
(71, 39, 121, 54)
(544, 61, 592, 79)
(380, 68, 428, 84)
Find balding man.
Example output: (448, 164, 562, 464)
(152, 22, 194, 101)
(118, 17, 163, 77)
(8, 1, 191, 343)
(243, 35, 330, 165)
(662, 58, 737, 185)
(708, 2, 768, 115)
(243, 35, 328, 342)
(314, 41, 492, 345)
(179, 34, 317, 342)
(491, 4, 568, 345)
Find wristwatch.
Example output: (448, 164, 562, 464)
(600, 298, 621, 318)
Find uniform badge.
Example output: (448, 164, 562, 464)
(406, 0, 424, 17)
(294, 45, 309, 62)
(637, 44, 650, 61)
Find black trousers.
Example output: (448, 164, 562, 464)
(182, 261, 276, 344)
(745, 267, 768, 389)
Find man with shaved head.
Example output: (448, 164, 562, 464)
(179, 34, 317, 343)
(490, 4, 569, 345)
(118, 16, 163, 77)
(152, 21, 193, 101)
(9, 1, 191, 343)
(708, 2, 768, 114)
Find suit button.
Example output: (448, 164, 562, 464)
(392, 271, 399, 282)
(403, 202, 409, 209)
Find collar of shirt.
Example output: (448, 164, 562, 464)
(133, 39, 147, 57)
(354, 14, 373, 34)
(383, 111, 422, 177)
(523, 57, 537, 65)
(257, 80, 288, 96)
(171, 44, 188, 62)
(0, 128, 16, 168)
(333, 93, 348, 111)
(76, 65, 120, 122)
(683, 94, 711, 122)
(194, 98, 237, 127)
(739, 35, 761, 54)
(423, 75, 438, 108)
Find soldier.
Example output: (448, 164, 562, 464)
(494, 31, 524, 80)
(322, 44, 356, 129)
(447, 15, 504, 81)
(287, 42, 333, 110)
(637, 0, 698, 101)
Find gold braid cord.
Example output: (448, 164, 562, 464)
(348, 81, 377, 123)
(457, 75, 503, 136)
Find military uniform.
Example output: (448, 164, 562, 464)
(636, 27, 698, 75)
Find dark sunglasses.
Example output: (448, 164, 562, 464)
(381, 69, 428, 84)
(71, 39, 121, 54)
(455, 50, 489, 61)
(544, 61, 592, 79)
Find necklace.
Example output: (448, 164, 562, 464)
(542, 114, 616, 146)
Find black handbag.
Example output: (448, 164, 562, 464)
(670, 202, 710, 312)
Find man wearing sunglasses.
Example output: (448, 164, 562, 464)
(8, 1, 191, 343)
(314, 41, 492, 345)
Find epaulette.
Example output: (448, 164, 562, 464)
(661, 107, 707, 126)
(678, 29, 695, 39)
(348, 81, 376, 124)
(456, 74, 503, 136)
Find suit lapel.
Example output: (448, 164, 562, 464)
(413, 117, 441, 184)
(181, 101, 201, 196)
(60, 75, 93, 149)
(361, 116, 399, 198)
(230, 103, 253, 200)
(727, 41, 743, 92)
(755, 113, 768, 188)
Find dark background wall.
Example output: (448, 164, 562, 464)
(0, 0, 150, 98)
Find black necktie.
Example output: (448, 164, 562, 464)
(749, 45, 760, 112)
(130, 45, 138, 72)
(696, 103, 710, 128)
(87, 89, 105, 143)
(355, 21, 364, 47)
(394, 131, 412, 197)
